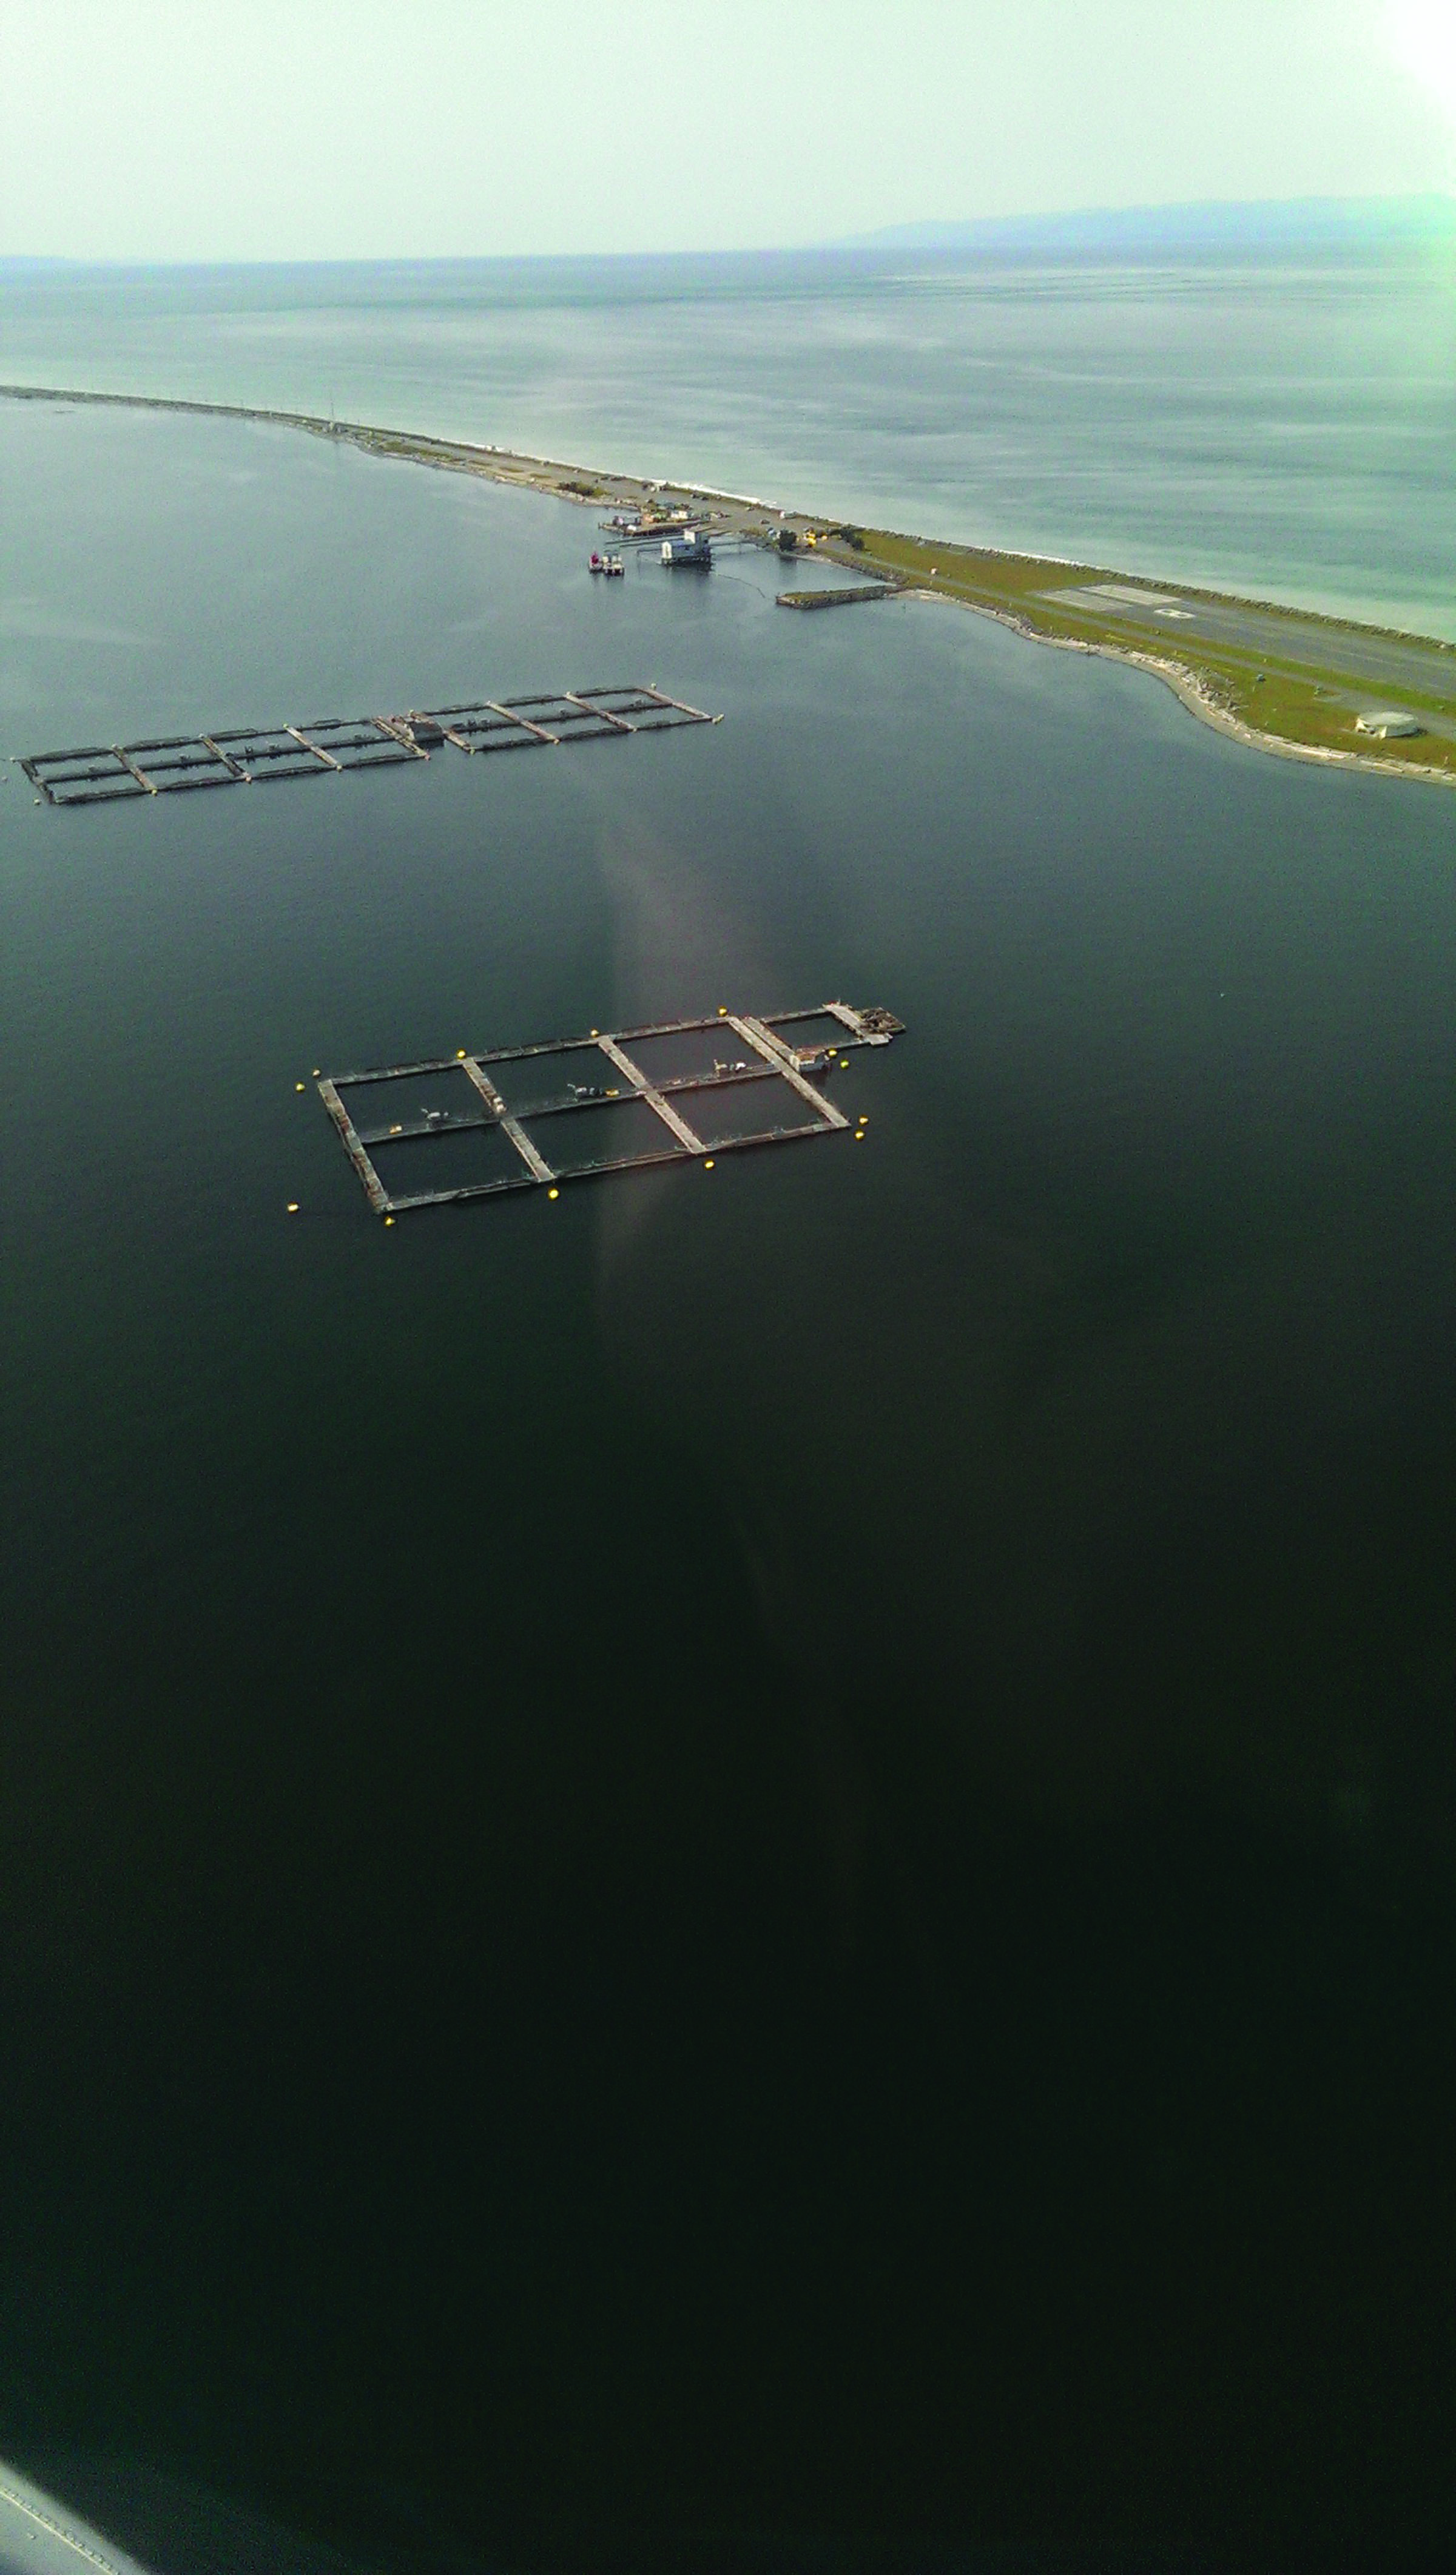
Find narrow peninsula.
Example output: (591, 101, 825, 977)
(7, 380, 1452, 789)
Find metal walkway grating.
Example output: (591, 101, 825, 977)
(18, 684, 719, 806)
(318, 1004, 904, 1217)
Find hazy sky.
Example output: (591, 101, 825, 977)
(4, 0, 1454, 262)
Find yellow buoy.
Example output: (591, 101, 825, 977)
(548, 1187, 560, 1200)
(456, 1048, 467, 1059)
(287, 1201, 300, 1212)
(704, 1158, 715, 1170)
(385, 1216, 395, 1227)
(718, 1006, 727, 1016)
(295, 1082, 305, 1092)
(590, 1028, 599, 1037)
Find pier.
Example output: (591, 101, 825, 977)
(776, 584, 892, 611)
(18, 683, 718, 807)
(318, 1002, 904, 1216)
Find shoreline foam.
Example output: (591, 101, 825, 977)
(4, 379, 1451, 791)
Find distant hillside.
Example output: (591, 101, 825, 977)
(843, 197, 1456, 255)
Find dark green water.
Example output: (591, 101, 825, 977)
(2, 397, 1455, 2568)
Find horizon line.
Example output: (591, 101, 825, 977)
(2, 190, 1454, 271)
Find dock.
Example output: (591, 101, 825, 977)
(318, 1002, 905, 1217)
(776, 584, 892, 610)
(18, 683, 719, 808)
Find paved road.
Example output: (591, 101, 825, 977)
(1042, 584, 1456, 703)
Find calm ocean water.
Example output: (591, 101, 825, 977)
(3, 244, 1454, 635)
(1, 344, 1454, 2568)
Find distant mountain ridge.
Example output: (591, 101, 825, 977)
(5, 198, 1452, 274)
(841, 196, 1456, 254)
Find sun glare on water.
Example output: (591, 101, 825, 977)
(1385, 0, 1456, 123)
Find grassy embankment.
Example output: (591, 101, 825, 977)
(829, 528, 1456, 780)
(335, 417, 1456, 781)
(3, 388, 1448, 780)
(78, 392, 1448, 783)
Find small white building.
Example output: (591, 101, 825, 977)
(1355, 710, 1423, 739)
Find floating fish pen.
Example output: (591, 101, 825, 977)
(318, 1002, 905, 1217)
(18, 684, 718, 808)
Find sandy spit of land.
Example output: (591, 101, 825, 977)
(4, 380, 1451, 790)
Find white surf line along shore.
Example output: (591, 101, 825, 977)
(3, 380, 1449, 791)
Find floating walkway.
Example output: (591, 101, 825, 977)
(319, 1002, 905, 1217)
(18, 683, 718, 807)
(776, 584, 892, 611)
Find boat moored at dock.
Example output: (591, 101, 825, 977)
(660, 528, 713, 568)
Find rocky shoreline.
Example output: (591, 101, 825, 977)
(5, 379, 1451, 790)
